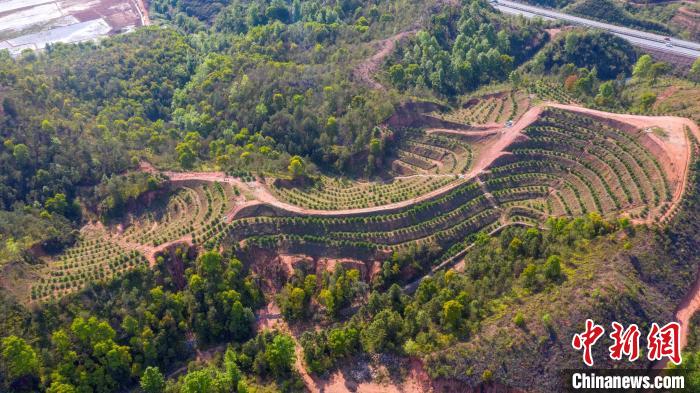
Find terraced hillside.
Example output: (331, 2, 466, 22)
(270, 175, 459, 210)
(431, 90, 534, 126)
(30, 226, 149, 302)
(527, 80, 579, 104)
(485, 107, 680, 225)
(268, 93, 526, 211)
(269, 114, 479, 209)
(29, 182, 239, 301)
(21, 103, 698, 304)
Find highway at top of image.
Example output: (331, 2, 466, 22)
(493, 0, 700, 59)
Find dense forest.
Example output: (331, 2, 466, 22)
(385, 2, 546, 95)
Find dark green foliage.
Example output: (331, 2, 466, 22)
(278, 266, 365, 321)
(0, 28, 193, 215)
(0, 336, 40, 391)
(0, 249, 264, 392)
(387, 0, 546, 96)
(529, 31, 637, 80)
(94, 173, 164, 219)
(374, 242, 442, 289)
(186, 251, 259, 343)
(278, 271, 316, 321)
(153, 0, 230, 22)
(361, 308, 405, 353)
(0, 209, 75, 265)
(49, 317, 132, 392)
(299, 215, 620, 372)
(266, 334, 296, 375)
(318, 267, 364, 318)
(165, 331, 303, 392)
(140, 366, 165, 393)
(300, 325, 360, 373)
(238, 331, 302, 383)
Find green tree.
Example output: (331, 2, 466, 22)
(176, 132, 202, 169)
(513, 313, 525, 328)
(327, 327, 358, 358)
(632, 54, 653, 80)
(46, 382, 76, 393)
(509, 71, 522, 87)
(224, 347, 241, 387)
(361, 309, 404, 353)
(595, 81, 615, 106)
(542, 313, 553, 330)
(389, 64, 405, 89)
(279, 286, 307, 320)
(303, 274, 317, 298)
(671, 351, 700, 390)
(12, 144, 29, 167)
(197, 250, 223, 278)
(140, 366, 165, 393)
(181, 369, 215, 393)
(1, 336, 39, 383)
(638, 91, 657, 112)
(265, 3, 290, 23)
(265, 334, 296, 375)
(369, 138, 382, 156)
(45, 193, 69, 215)
(689, 57, 700, 85)
(326, 116, 338, 135)
(649, 62, 669, 85)
(288, 155, 306, 179)
(521, 263, 538, 290)
(442, 300, 463, 329)
(544, 255, 562, 281)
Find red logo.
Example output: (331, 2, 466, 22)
(572, 320, 682, 367)
(608, 322, 640, 362)
(647, 322, 681, 365)
(572, 319, 605, 367)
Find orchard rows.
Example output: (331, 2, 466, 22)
(431, 90, 532, 125)
(29, 107, 684, 303)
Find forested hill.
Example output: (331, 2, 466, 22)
(0, 0, 546, 223)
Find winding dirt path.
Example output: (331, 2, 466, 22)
(255, 301, 432, 393)
(132, 0, 151, 26)
(151, 103, 696, 223)
(653, 86, 679, 110)
(157, 105, 545, 219)
(674, 278, 700, 350)
(146, 103, 700, 354)
(353, 30, 417, 90)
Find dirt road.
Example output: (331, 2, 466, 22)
(353, 30, 417, 90)
(153, 103, 695, 224)
(159, 105, 542, 218)
(133, 0, 151, 26)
